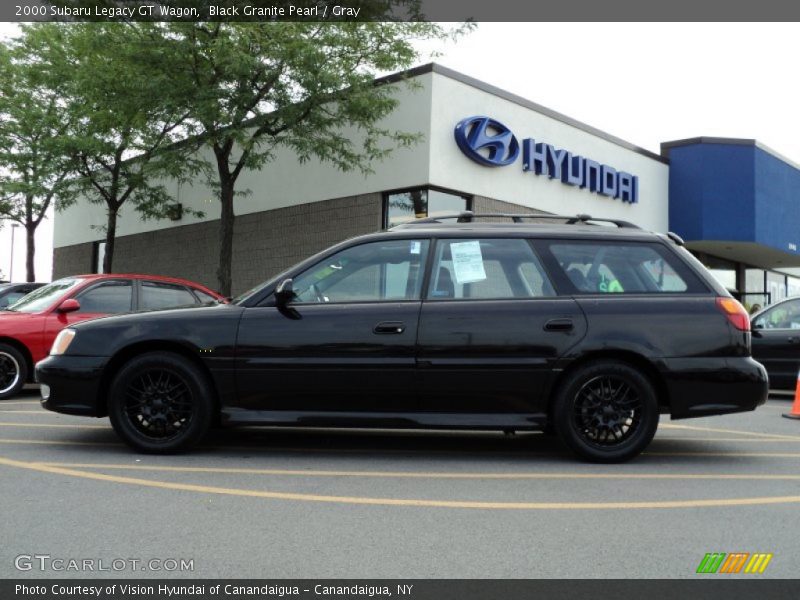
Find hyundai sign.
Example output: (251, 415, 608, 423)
(454, 116, 638, 204)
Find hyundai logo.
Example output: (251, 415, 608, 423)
(454, 116, 520, 167)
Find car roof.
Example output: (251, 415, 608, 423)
(385, 212, 667, 242)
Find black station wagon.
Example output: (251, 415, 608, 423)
(37, 213, 768, 462)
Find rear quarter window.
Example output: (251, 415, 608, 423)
(543, 240, 709, 294)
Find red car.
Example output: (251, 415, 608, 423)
(0, 274, 224, 399)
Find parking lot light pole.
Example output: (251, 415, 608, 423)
(9, 223, 19, 282)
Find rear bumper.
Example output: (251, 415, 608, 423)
(36, 355, 108, 417)
(661, 357, 768, 419)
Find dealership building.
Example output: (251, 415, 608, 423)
(53, 63, 800, 305)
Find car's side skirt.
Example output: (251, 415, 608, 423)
(221, 408, 547, 430)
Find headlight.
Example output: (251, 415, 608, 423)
(51, 329, 77, 356)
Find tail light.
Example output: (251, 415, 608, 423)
(716, 297, 750, 332)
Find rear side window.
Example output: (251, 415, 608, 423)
(428, 239, 555, 300)
(76, 280, 133, 313)
(141, 281, 198, 310)
(547, 241, 707, 294)
(0, 292, 26, 308)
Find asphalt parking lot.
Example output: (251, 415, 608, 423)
(1, 389, 799, 579)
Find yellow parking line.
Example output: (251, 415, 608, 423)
(2, 455, 800, 510)
(660, 423, 800, 441)
(0, 421, 108, 430)
(0, 438, 120, 447)
(34, 462, 800, 481)
(0, 401, 40, 406)
(656, 437, 800, 443)
(647, 451, 800, 458)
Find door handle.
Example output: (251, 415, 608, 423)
(374, 321, 405, 334)
(544, 318, 574, 332)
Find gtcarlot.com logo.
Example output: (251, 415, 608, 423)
(14, 554, 194, 572)
(696, 552, 773, 574)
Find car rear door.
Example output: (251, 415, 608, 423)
(417, 237, 587, 415)
(235, 238, 430, 413)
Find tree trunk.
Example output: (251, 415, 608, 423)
(217, 182, 235, 297)
(103, 206, 119, 274)
(25, 224, 36, 282)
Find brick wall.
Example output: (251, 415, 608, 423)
(53, 193, 382, 295)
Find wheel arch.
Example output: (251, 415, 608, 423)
(547, 350, 669, 419)
(96, 341, 221, 418)
(0, 337, 34, 383)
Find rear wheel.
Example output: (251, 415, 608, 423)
(553, 360, 659, 463)
(0, 344, 27, 400)
(108, 352, 213, 453)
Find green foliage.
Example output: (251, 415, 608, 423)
(5, 23, 207, 272)
(156, 19, 471, 293)
(2, 11, 471, 285)
(0, 33, 78, 279)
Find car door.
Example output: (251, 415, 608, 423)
(235, 238, 430, 413)
(44, 279, 134, 352)
(417, 237, 587, 414)
(751, 298, 800, 390)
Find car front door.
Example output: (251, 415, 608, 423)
(751, 299, 800, 390)
(235, 239, 430, 413)
(417, 237, 587, 416)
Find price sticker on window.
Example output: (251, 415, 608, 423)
(410, 241, 421, 255)
(450, 241, 487, 284)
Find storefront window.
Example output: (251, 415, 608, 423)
(384, 188, 470, 228)
(702, 256, 737, 293)
(767, 271, 788, 304)
(787, 276, 800, 298)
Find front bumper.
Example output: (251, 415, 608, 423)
(36, 355, 109, 417)
(661, 356, 769, 419)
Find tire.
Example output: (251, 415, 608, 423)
(552, 360, 659, 463)
(0, 343, 27, 400)
(108, 352, 213, 454)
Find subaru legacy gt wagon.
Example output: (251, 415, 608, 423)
(36, 212, 768, 462)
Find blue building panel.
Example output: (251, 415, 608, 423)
(667, 140, 800, 259)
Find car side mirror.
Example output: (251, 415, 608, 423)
(275, 278, 295, 306)
(57, 298, 81, 313)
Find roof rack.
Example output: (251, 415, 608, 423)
(397, 211, 641, 229)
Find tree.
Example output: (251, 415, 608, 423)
(158, 20, 468, 296)
(0, 38, 74, 281)
(18, 23, 203, 274)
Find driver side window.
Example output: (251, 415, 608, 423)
(292, 240, 430, 304)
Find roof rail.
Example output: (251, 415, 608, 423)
(398, 211, 641, 229)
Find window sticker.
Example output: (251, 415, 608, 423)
(450, 241, 487, 284)
(410, 241, 421, 255)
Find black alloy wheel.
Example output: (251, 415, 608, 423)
(552, 360, 659, 463)
(108, 352, 213, 453)
(0, 343, 27, 400)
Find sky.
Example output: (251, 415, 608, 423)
(2, 21, 800, 281)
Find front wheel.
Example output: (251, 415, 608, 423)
(108, 352, 213, 453)
(0, 343, 27, 400)
(552, 361, 659, 463)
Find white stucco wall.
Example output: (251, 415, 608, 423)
(54, 66, 670, 249)
(53, 74, 434, 248)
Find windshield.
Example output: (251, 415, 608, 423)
(5, 279, 83, 313)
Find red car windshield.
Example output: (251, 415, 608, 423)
(5, 278, 82, 313)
